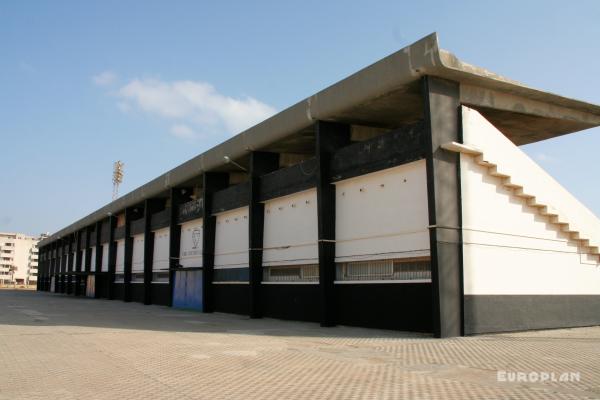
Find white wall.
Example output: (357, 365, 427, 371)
(335, 160, 430, 262)
(131, 234, 144, 272)
(115, 239, 125, 273)
(462, 106, 600, 251)
(101, 244, 109, 272)
(263, 189, 318, 266)
(214, 207, 249, 269)
(152, 227, 170, 272)
(179, 219, 203, 268)
(90, 246, 96, 272)
(461, 108, 600, 295)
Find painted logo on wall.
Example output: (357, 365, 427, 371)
(181, 226, 202, 258)
(192, 228, 202, 249)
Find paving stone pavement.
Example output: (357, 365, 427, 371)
(1, 289, 599, 400)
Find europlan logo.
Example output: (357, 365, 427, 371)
(497, 370, 581, 383)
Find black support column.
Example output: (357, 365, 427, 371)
(74, 231, 83, 296)
(123, 208, 135, 302)
(423, 76, 463, 338)
(248, 152, 279, 319)
(67, 236, 74, 295)
(315, 121, 350, 327)
(143, 199, 163, 305)
(201, 174, 229, 313)
(107, 216, 117, 300)
(86, 227, 92, 271)
(52, 243, 57, 292)
(83, 227, 91, 295)
(61, 240, 67, 293)
(94, 221, 103, 298)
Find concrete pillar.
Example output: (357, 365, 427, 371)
(423, 76, 464, 338)
(248, 152, 280, 318)
(315, 121, 350, 327)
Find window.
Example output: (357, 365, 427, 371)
(131, 273, 144, 283)
(336, 258, 431, 282)
(152, 272, 169, 283)
(392, 259, 432, 280)
(114, 273, 124, 283)
(263, 264, 319, 282)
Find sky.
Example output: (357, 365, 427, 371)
(1, 1, 599, 236)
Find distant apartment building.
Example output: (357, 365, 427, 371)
(0, 232, 45, 285)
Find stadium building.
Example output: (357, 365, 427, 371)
(37, 34, 600, 337)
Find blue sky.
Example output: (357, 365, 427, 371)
(1, 1, 599, 236)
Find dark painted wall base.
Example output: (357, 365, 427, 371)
(335, 283, 433, 332)
(151, 284, 170, 306)
(77, 279, 86, 296)
(95, 275, 109, 298)
(66, 279, 74, 295)
(213, 284, 249, 315)
(465, 295, 600, 334)
(261, 284, 320, 322)
(131, 283, 145, 303)
(112, 283, 125, 301)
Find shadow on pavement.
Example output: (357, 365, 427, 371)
(0, 289, 432, 340)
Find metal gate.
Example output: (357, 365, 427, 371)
(172, 270, 203, 311)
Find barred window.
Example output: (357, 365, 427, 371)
(263, 264, 319, 282)
(131, 273, 144, 283)
(114, 273, 124, 283)
(393, 259, 431, 280)
(336, 258, 431, 282)
(152, 272, 169, 283)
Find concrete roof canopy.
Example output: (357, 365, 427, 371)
(41, 33, 600, 246)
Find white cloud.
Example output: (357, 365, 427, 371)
(93, 70, 117, 86)
(170, 124, 197, 140)
(116, 78, 276, 139)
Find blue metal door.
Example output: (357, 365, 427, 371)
(172, 270, 203, 311)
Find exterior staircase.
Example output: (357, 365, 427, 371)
(443, 106, 600, 263)
(442, 140, 600, 262)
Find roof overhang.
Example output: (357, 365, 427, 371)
(40, 33, 600, 246)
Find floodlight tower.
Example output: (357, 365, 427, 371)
(112, 160, 124, 200)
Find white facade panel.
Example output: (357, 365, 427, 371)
(115, 239, 125, 273)
(214, 207, 249, 269)
(101, 244, 109, 272)
(461, 108, 600, 295)
(131, 234, 144, 272)
(152, 227, 170, 272)
(334, 160, 430, 262)
(179, 219, 203, 268)
(263, 189, 318, 266)
(90, 246, 96, 272)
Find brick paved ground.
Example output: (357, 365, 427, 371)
(1, 289, 599, 400)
